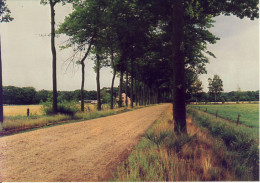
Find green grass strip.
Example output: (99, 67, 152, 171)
(187, 107, 259, 181)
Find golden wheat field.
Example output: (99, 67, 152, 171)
(3, 105, 43, 116)
(3, 104, 100, 117)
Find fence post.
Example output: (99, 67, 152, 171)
(216, 110, 218, 118)
(237, 114, 240, 125)
(27, 108, 30, 117)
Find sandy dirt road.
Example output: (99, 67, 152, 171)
(0, 104, 170, 182)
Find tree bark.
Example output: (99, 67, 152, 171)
(172, 0, 187, 134)
(125, 69, 128, 107)
(110, 57, 116, 109)
(50, 2, 58, 114)
(135, 78, 137, 107)
(119, 71, 123, 108)
(96, 54, 101, 111)
(0, 36, 3, 123)
(80, 39, 93, 112)
(130, 58, 134, 108)
(81, 62, 85, 112)
(141, 83, 144, 106)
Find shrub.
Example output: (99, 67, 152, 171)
(42, 101, 79, 116)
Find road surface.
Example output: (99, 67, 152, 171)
(0, 104, 170, 182)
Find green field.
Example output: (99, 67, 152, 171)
(190, 104, 259, 129)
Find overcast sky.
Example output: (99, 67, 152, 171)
(0, 0, 259, 92)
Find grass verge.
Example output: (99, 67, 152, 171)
(187, 107, 259, 181)
(112, 106, 259, 181)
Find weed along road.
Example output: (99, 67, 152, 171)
(0, 104, 170, 182)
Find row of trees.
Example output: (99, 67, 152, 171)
(43, 0, 258, 134)
(1, 0, 258, 133)
(1, 85, 158, 105)
(2, 83, 257, 105)
(187, 90, 259, 103)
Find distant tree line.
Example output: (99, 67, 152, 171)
(3, 85, 258, 105)
(186, 90, 259, 103)
(2, 86, 98, 105)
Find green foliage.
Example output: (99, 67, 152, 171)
(208, 75, 224, 102)
(187, 90, 259, 103)
(2, 86, 98, 105)
(0, 0, 13, 22)
(3, 86, 37, 104)
(42, 101, 79, 116)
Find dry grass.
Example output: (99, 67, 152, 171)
(112, 106, 237, 181)
(3, 105, 43, 116)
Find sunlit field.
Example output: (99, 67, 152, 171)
(3, 105, 43, 116)
(3, 104, 104, 117)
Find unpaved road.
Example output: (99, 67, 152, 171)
(0, 104, 170, 182)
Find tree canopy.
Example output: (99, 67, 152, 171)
(56, 0, 258, 132)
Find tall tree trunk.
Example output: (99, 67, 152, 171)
(141, 84, 144, 106)
(138, 83, 141, 106)
(172, 0, 187, 134)
(143, 84, 146, 106)
(119, 71, 123, 108)
(50, 2, 58, 114)
(148, 86, 151, 105)
(110, 66, 116, 109)
(80, 39, 93, 112)
(130, 59, 134, 108)
(110, 45, 116, 109)
(125, 69, 128, 107)
(96, 54, 101, 111)
(81, 62, 85, 112)
(0, 36, 3, 123)
(135, 78, 137, 107)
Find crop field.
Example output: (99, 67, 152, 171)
(3, 105, 43, 116)
(3, 104, 101, 117)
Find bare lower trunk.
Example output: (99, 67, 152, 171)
(0, 36, 3, 123)
(135, 79, 137, 106)
(119, 71, 123, 108)
(80, 38, 93, 112)
(81, 62, 85, 112)
(125, 70, 128, 107)
(50, 2, 58, 114)
(110, 68, 116, 109)
(130, 59, 134, 108)
(172, 0, 187, 134)
(96, 54, 101, 111)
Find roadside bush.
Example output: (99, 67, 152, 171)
(42, 101, 79, 116)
